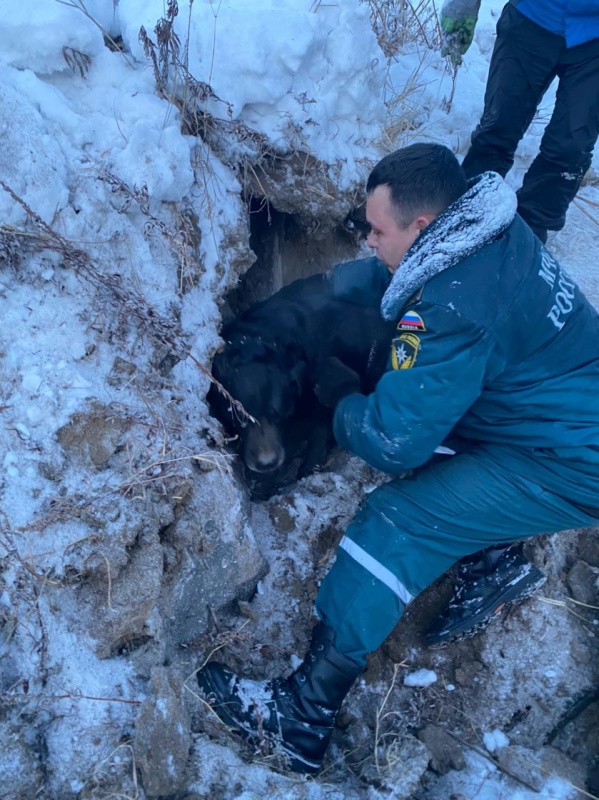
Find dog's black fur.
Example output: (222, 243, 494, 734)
(208, 272, 395, 499)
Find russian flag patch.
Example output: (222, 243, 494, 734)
(397, 310, 426, 332)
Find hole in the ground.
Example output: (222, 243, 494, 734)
(210, 195, 383, 502)
(223, 197, 364, 320)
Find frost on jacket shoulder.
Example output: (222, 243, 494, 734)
(381, 171, 517, 321)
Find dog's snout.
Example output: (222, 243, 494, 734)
(243, 420, 285, 473)
(249, 448, 285, 473)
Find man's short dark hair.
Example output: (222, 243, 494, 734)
(367, 143, 467, 227)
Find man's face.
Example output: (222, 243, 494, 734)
(365, 185, 426, 273)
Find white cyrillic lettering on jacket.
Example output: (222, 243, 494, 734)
(542, 252, 576, 331)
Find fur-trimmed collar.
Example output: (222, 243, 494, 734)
(380, 171, 518, 321)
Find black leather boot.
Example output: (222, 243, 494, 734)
(425, 543, 546, 645)
(197, 623, 363, 774)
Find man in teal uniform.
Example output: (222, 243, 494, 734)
(197, 143, 599, 774)
(432, 0, 599, 642)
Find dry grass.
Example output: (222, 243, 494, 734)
(138, 1, 233, 138)
(367, 0, 444, 56)
(183, 618, 252, 728)
(57, 0, 134, 67)
(537, 593, 599, 628)
(138, 1, 354, 232)
(83, 742, 140, 800)
(119, 449, 234, 500)
(380, 57, 437, 150)
(96, 168, 205, 296)
(365, 0, 460, 147)
(62, 46, 92, 77)
(0, 181, 253, 427)
(372, 660, 408, 774)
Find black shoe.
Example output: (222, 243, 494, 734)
(425, 544, 547, 645)
(197, 623, 362, 774)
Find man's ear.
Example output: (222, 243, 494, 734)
(415, 213, 436, 232)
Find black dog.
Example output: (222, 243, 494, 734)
(208, 271, 395, 499)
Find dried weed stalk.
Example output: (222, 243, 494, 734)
(83, 742, 140, 800)
(0, 180, 250, 422)
(183, 618, 252, 724)
(381, 57, 434, 149)
(62, 46, 92, 77)
(118, 448, 233, 500)
(138, 0, 233, 138)
(367, 0, 461, 132)
(0, 690, 142, 708)
(57, 0, 134, 66)
(373, 660, 408, 774)
(138, 0, 341, 222)
(97, 167, 203, 293)
(0, 527, 61, 586)
(366, 0, 443, 57)
(573, 195, 599, 230)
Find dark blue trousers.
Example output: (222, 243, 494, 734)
(462, 3, 599, 237)
(315, 445, 597, 664)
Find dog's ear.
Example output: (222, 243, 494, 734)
(225, 335, 270, 366)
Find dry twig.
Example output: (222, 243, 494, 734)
(0, 181, 252, 422)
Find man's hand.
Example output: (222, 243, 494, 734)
(313, 356, 362, 409)
(440, 0, 480, 67)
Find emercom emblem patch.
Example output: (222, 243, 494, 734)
(397, 310, 426, 332)
(391, 333, 420, 370)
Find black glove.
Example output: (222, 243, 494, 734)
(313, 356, 362, 409)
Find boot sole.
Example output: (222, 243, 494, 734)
(198, 669, 322, 775)
(425, 568, 547, 645)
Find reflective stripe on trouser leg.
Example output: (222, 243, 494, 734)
(338, 536, 414, 606)
(316, 447, 598, 665)
(315, 497, 416, 666)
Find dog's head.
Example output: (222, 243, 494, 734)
(208, 333, 308, 474)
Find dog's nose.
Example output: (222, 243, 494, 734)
(244, 420, 285, 473)
(248, 446, 285, 473)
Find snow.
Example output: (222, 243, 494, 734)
(403, 668, 438, 687)
(0, 0, 597, 797)
(431, 750, 579, 800)
(117, 0, 386, 187)
(483, 728, 510, 753)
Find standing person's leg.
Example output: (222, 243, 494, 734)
(462, 4, 560, 181)
(516, 36, 599, 238)
(316, 448, 595, 663)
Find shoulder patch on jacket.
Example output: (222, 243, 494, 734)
(391, 333, 420, 370)
(397, 310, 426, 332)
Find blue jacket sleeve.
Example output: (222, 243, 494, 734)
(332, 303, 497, 474)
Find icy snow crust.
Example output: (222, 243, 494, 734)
(0, 0, 597, 798)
